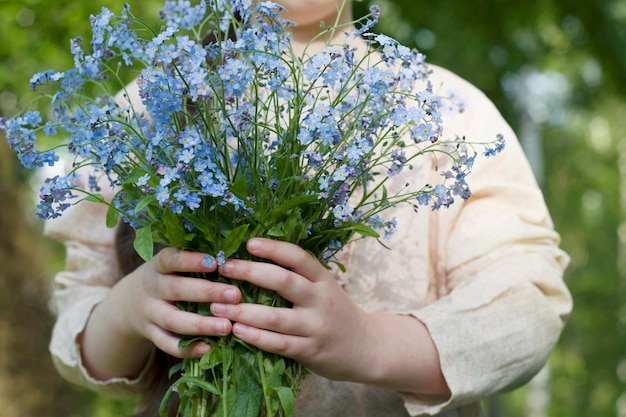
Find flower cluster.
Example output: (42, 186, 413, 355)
(1, 1, 504, 416)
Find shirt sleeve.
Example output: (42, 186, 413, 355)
(401, 66, 573, 415)
(45, 181, 156, 399)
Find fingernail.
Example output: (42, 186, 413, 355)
(248, 239, 261, 251)
(225, 289, 237, 302)
(212, 303, 226, 314)
(233, 323, 246, 336)
(217, 320, 228, 335)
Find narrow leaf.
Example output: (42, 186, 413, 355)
(134, 195, 155, 213)
(126, 166, 147, 184)
(159, 384, 176, 417)
(178, 335, 211, 348)
(85, 193, 105, 203)
(230, 175, 248, 199)
(162, 208, 188, 248)
(222, 224, 249, 258)
(105, 203, 119, 228)
(266, 227, 287, 238)
(268, 194, 317, 219)
(168, 362, 183, 379)
(267, 359, 286, 388)
(348, 223, 380, 238)
(134, 226, 154, 261)
(175, 376, 221, 395)
(274, 386, 295, 417)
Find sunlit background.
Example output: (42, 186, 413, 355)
(1, 0, 625, 415)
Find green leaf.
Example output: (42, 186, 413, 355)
(230, 175, 248, 199)
(229, 355, 263, 417)
(168, 361, 183, 379)
(176, 376, 221, 395)
(178, 335, 211, 348)
(266, 358, 286, 388)
(222, 224, 249, 258)
(268, 194, 317, 219)
(285, 213, 307, 241)
(105, 203, 119, 228)
(266, 227, 287, 238)
(223, 345, 234, 368)
(348, 223, 380, 238)
(133, 225, 154, 261)
(134, 195, 155, 213)
(332, 260, 347, 273)
(126, 166, 147, 184)
(85, 193, 105, 203)
(200, 345, 223, 371)
(274, 386, 295, 417)
(186, 215, 215, 245)
(162, 208, 188, 248)
(159, 384, 177, 417)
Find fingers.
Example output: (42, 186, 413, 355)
(152, 303, 232, 337)
(231, 322, 305, 357)
(209, 298, 326, 361)
(218, 259, 310, 302)
(144, 247, 241, 303)
(244, 238, 328, 282)
(216, 238, 332, 302)
(134, 248, 243, 358)
(145, 303, 232, 358)
(153, 247, 217, 274)
(140, 241, 330, 359)
(146, 324, 211, 359)
(155, 274, 241, 304)
(210, 302, 309, 336)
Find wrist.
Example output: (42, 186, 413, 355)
(108, 270, 149, 342)
(354, 313, 450, 397)
(81, 272, 154, 380)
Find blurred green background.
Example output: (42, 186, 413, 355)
(0, 0, 624, 415)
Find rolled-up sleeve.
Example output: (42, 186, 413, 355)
(45, 185, 155, 399)
(401, 67, 572, 415)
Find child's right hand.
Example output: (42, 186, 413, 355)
(125, 247, 243, 358)
(80, 247, 242, 381)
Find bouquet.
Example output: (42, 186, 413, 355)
(1, 1, 504, 416)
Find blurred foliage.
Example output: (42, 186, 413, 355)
(354, 0, 626, 416)
(0, 0, 154, 415)
(1, 0, 625, 416)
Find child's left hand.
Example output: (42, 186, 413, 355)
(210, 237, 374, 382)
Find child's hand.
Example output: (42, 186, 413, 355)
(210, 238, 374, 382)
(120, 247, 243, 358)
(85, 241, 448, 394)
(82, 247, 246, 381)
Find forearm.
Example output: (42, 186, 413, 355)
(80, 273, 154, 381)
(356, 312, 450, 397)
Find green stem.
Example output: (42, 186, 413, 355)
(257, 349, 273, 417)
(222, 338, 229, 417)
(192, 359, 207, 417)
(191, 361, 198, 417)
(202, 386, 210, 417)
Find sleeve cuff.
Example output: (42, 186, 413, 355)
(49, 287, 157, 399)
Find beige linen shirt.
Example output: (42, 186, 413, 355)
(45, 65, 572, 417)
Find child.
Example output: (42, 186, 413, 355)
(46, 1, 572, 416)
